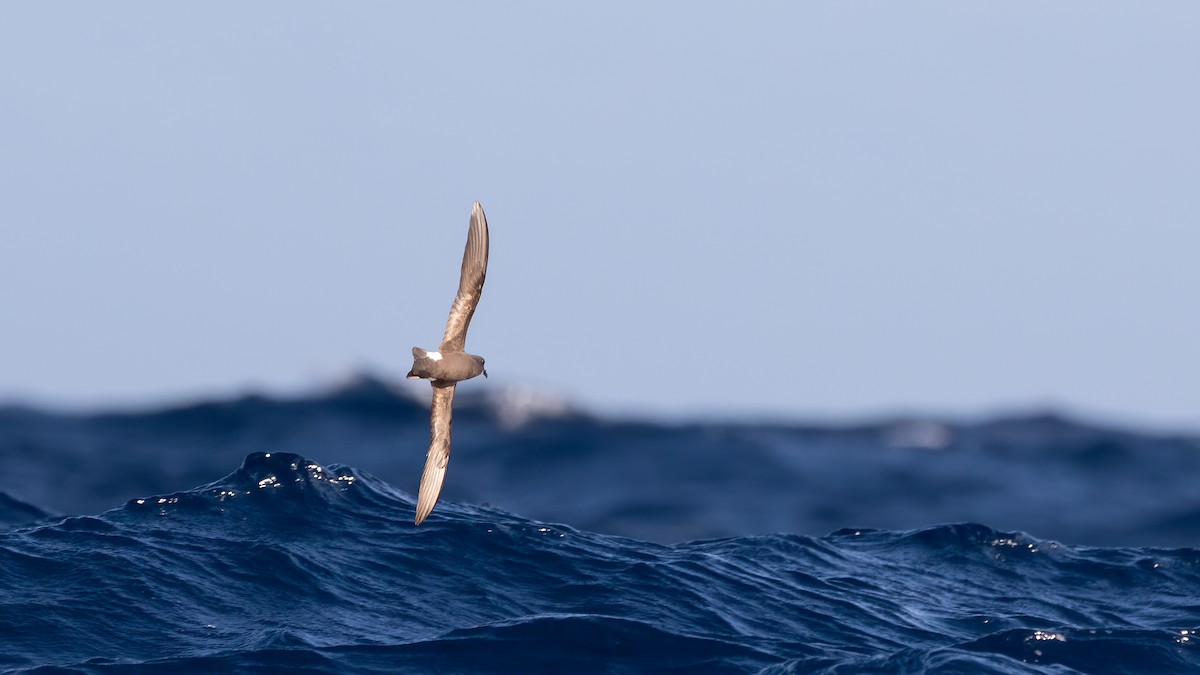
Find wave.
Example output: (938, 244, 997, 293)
(2, 452, 1198, 673)
(4, 384, 1199, 549)
(0, 491, 52, 529)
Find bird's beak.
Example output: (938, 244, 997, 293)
(483, 369, 488, 379)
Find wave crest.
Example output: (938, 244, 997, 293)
(2, 453, 1198, 674)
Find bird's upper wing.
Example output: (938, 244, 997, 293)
(415, 381, 456, 525)
(439, 202, 489, 352)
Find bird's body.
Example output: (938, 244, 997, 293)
(407, 202, 490, 525)
(406, 347, 485, 383)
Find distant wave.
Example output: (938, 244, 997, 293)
(0, 491, 51, 529)
(1, 452, 1197, 673)
(3, 380, 1199, 548)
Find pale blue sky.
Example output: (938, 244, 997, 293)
(1, 3, 1197, 428)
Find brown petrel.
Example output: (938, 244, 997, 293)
(406, 202, 490, 525)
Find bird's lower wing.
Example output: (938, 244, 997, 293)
(415, 381, 456, 525)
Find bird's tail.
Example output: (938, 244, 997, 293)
(408, 346, 432, 379)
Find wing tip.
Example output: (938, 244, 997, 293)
(414, 443, 449, 526)
(414, 508, 430, 526)
(414, 484, 441, 525)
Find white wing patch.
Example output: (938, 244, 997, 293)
(426, 351, 443, 362)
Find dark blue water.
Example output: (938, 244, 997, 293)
(2, 379, 1199, 673)
(2, 451, 1198, 674)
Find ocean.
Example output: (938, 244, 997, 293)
(1, 377, 1197, 673)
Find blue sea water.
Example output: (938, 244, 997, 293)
(3, 451, 1199, 674)
(2, 380, 1199, 673)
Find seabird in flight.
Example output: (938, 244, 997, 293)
(406, 202, 490, 525)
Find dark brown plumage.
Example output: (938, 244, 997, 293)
(408, 202, 490, 525)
